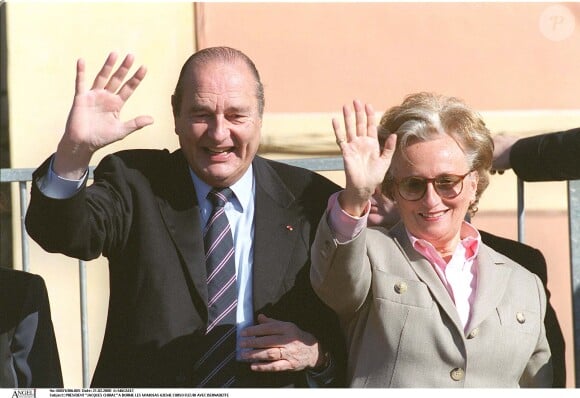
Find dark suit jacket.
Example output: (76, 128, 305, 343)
(25, 149, 344, 387)
(0, 267, 63, 387)
(479, 230, 565, 387)
(510, 127, 580, 181)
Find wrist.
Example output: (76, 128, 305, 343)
(312, 345, 331, 370)
(338, 190, 371, 217)
(54, 141, 93, 179)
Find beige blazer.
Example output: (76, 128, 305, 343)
(310, 216, 552, 387)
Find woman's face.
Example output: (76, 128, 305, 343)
(392, 134, 478, 252)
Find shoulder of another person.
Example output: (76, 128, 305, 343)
(0, 267, 43, 286)
(0, 269, 46, 310)
(479, 243, 539, 278)
(479, 230, 541, 254)
(257, 156, 339, 189)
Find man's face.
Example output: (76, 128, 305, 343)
(174, 60, 262, 188)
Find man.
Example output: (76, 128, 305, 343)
(0, 267, 63, 387)
(368, 187, 566, 387)
(492, 127, 580, 181)
(25, 47, 344, 387)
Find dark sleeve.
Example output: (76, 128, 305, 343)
(1, 271, 63, 388)
(22, 275, 64, 387)
(26, 152, 139, 261)
(510, 127, 580, 181)
(25, 155, 102, 260)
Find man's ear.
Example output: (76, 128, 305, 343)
(171, 94, 178, 118)
(171, 94, 180, 135)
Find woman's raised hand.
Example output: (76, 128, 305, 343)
(333, 99, 396, 216)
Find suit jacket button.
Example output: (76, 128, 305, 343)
(516, 312, 526, 324)
(450, 367, 465, 381)
(467, 328, 479, 339)
(394, 281, 408, 294)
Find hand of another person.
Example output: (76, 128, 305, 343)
(491, 133, 519, 174)
(53, 52, 154, 179)
(333, 100, 397, 216)
(239, 314, 327, 372)
(368, 186, 400, 229)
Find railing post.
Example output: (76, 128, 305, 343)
(517, 177, 525, 243)
(568, 180, 580, 386)
(18, 181, 30, 272)
(79, 259, 90, 387)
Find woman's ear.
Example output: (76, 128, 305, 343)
(470, 171, 479, 191)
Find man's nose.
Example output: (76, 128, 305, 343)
(208, 114, 229, 140)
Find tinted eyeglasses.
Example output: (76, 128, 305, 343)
(396, 171, 473, 201)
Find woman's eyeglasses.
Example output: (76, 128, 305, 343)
(396, 171, 473, 201)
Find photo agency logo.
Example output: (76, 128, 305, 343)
(539, 4, 576, 41)
(10, 390, 35, 398)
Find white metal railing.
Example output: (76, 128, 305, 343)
(1, 160, 579, 386)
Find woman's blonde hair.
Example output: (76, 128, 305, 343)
(378, 92, 493, 217)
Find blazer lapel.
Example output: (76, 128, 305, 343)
(157, 150, 208, 306)
(390, 224, 465, 333)
(251, 157, 302, 312)
(467, 245, 512, 330)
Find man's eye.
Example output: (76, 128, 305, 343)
(227, 114, 248, 122)
(190, 113, 210, 121)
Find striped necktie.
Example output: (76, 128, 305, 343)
(194, 187, 238, 387)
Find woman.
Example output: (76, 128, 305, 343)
(310, 93, 552, 387)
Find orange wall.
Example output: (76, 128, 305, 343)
(196, 2, 579, 112)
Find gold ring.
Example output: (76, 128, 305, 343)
(279, 347, 283, 360)
(336, 138, 345, 145)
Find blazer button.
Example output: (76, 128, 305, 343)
(450, 367, 465, 381)
(467, 328, 479, 339)
(516, 312, 526, 324)
(394, 281, 408, 294)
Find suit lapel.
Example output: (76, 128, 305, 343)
(157, 150, 208, 306)
(251, 157, 302, 311)
(390, 224, 464, 333)
(468, 245, 512, 330)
